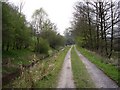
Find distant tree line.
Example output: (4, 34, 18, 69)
(70, 0, 120, 58)
(2, 2, 65, 55)
(64, 27, 75, 45)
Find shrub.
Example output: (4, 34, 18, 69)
(35, 38, 50, 55)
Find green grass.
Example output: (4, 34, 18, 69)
(3, 49, 31, 57)
(71, 46, 95, 88)
(3, 49, 33, 65)
(2, 49, 35, 75)
(76, 46, 120, 86)
(4, 46, 70, 88)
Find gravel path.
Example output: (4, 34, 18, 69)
(75, 47, 119, 88)
(57, 46, 75, 88)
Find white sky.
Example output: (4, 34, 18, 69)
(8, 0, 79, 35)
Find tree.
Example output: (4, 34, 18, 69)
(2, 2, 33, 51)
(32, 8, 48, 34)
(40, 21, 65, 49)
(71, 0, 120, 58)
(31, 8, 65, 51)
(64, 28, 75, 45)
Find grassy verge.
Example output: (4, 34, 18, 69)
(2, 49, 51, 75)
(71, 46, 95, 88)
(3, 49, 33, 65)
(76, 46, 120, 86)
(35, 46, 70, 88)
(3, 46, 70, 88)
(2, 49, 34, 76)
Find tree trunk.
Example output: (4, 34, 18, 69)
(6, 43, 9, 51)
(96, 2, 99, 51)
(99, 2, 104, 55)
(87, 2, 93, 50)
(103, 13, 109, 56)
(108, 1, 114, 58)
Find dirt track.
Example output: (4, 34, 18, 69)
(75, 47, 119, 88)
(57, 46, 75, 88)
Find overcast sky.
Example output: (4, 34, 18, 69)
(8, 0, 80, 35)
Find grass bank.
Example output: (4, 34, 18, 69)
(76, 46, 120, 86)
(35, 46, 70, 88)
(3, 49, 33, 65)
(3, 46, 70, 88)
(2, 49, 34, 77)
(71, 46, 95, 88)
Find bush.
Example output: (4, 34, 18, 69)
(35, 38, 50, 55)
